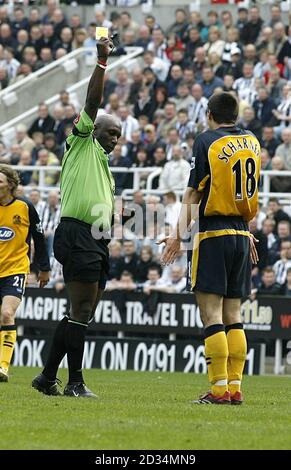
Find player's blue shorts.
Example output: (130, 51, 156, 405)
(187, 235, 251, 298)
(187, 216, 251, 298)
(0, 274, 26, 301)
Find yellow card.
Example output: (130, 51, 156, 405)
(95, 27, 108, 40)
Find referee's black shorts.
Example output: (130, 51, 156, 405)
(187, 234, 251, 298)
(53, 217, 109, 288)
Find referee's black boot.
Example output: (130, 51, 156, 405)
(64, 382, 97, 398)
(32, 373, 62, 396)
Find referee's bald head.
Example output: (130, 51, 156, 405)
(94, 113, 121, 130)
(93, 113, 122, 154)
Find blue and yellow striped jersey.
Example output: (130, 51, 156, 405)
(188, 126, 261, 226)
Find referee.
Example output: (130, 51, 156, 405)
(32, 37, 121, 398)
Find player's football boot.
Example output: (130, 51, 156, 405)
(63, 382, 97, 398)
(191, 390, 231, 404)
(0, 367, 9, 382)
(32, 373, 62, 396)
(230, 391, 243, 405)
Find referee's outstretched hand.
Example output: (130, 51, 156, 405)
(157, 237, 181, 266)
(97, 37, 114, 59)
(38, 271, 50, 288)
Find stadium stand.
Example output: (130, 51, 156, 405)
(0, 0, 290, 298)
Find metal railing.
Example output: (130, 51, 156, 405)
(12, 165, 291, 209)
(13, 166, 158, 196)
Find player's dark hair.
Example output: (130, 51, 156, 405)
(208, 92, 239, 124)
(0, 164, 20, 197)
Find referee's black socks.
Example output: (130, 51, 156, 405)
(66, 319, 88, 384)
(43, 316, 68, 381)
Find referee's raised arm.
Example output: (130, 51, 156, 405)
(32, 33, 121, 399)
(84, 37, 114, 122)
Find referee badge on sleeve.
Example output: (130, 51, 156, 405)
(73, 114, 80, 125)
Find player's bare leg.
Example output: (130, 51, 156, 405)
(223, 298, 246, 404)
(63, 280, 100, 398)
(192, 291, 230, 404)
(196, 292, 223, 327)
(0, 296, 21, 382)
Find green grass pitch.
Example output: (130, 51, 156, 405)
(0, 367, 291, 450)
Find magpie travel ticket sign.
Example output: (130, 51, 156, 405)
(16, 289, 291, 339)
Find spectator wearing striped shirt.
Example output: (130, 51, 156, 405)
(273, 241, 291, 285)
(234, 63, 256, 102)
(272, 84, 291, 137)
(29, 188, 46, 220)
(275, 128, 291, 169)
(188, 83, 208, 133)
(41, 190, 60, 257)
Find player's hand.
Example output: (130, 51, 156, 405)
(157, 237, 181, 265)
(97, 37, 114, 59)
(38, 271, 50, 288)
(249, 235, 259, 265)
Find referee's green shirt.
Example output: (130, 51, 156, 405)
(60, 109, 115, 229)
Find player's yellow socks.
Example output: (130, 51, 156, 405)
(204, 324, 228, 396)
(0, 325, 17, 370)
(225, 323, 247, 394)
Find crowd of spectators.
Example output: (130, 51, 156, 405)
(0, 1, 291, 297)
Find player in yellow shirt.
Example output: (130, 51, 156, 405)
(0, 165, 50, 382)
(159, 92, 260, 404)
